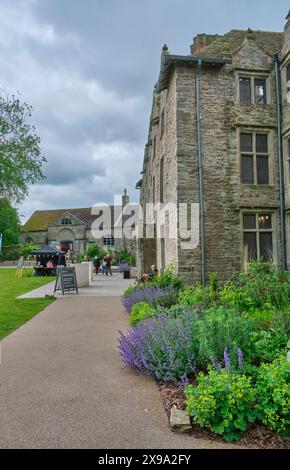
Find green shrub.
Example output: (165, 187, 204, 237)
(196, 307, 254, 371)
(118, 247, 136, 266)
(185, 369, 257, 441)
(255, 356, 290, 436)
(130, 302, 155, 325)
(178, 273, 220, 308)
(0, 251, 20, 261)
(86, 242, 106, 261)
(148, 264, 184, 290)
(220, 261, 290, 314)
(247, 330, 288, 364)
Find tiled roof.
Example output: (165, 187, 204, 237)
(191, 29, 284, 59)
(22, 207, 113, 232)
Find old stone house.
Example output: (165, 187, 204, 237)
(137, 12, 290, 283)
(21, 190, 137, 257)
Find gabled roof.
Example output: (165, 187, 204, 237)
(190, 29, 284, 59)
(22, 207, 113, 232)
(22, 204, 140, 232)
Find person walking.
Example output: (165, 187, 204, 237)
(107, 254, 113, 276)
(102, 256, 109, 276)
(93, 256, 100, 275)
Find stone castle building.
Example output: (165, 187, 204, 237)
(137, 12, 290, 283)
(21, 190, 137, 256)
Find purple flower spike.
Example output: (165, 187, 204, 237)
(237, 347, 243, 370)
(224, 346, 230, 370)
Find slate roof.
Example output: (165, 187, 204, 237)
(191, 29, 284, 59)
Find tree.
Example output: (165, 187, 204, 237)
(0, 90, 45, 203)
(0, 198, 20, 246)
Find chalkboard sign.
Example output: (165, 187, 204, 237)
(54, 267, 78, 295)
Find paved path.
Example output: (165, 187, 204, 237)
(18, 273, 134, 298)
(0, 285, 231, 448)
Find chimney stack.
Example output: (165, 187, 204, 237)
(122, 188, 129, 207)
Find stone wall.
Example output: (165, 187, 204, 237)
(138, 33, 285, 282)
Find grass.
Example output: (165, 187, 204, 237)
(0, 268, 55, 340)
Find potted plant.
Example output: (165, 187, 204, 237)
(119, 262, 131, 279)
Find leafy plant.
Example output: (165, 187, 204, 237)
(196, 307, 253, 371)
(119, 311, 198, 381)
(148, 264, 184, 290)
(220, 261, 290, 314)
(178, 273, 220, 308)
(21, 243, 40, 260)
(247, 330, 288, 364)
(255, 356, 290, 436)
(130, 302, 155, 325)
(185, 369, 257, 441)
(86, 242, 106, 261)
(0, 90, 45, 203)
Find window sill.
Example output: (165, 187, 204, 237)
(240, 184, 275, 188)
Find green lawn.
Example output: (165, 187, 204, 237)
(0, 268, 55, 340)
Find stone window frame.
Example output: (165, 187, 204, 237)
(153, 135, 157, 159)
(235, 71, 271, 105)
(284, 134, 290, 186)
(241, 209, 277, 264)
(281, 57, 290, 100)
(159, 156, 164, 203)
(237, 128, 274, 186)
(103, 235, 115, 247)
(160, 109, 165, 139)
(61, 217, 72, 225)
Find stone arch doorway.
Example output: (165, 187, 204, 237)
(58, 228, 75, 253)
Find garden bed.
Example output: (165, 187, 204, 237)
(119, 263, 290, 448)
(158, 380, 290, 449)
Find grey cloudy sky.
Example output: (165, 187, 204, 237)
(0, 0, 289, 221)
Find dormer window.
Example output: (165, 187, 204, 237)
(62, 218, 72, 225)
(239, 76, 267, 104)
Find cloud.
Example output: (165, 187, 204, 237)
(1, 0, 289, 223)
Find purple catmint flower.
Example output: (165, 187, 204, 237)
(237, 347, 243, 370)
(121, 286, 176, 312)
(224, 346, 230, 370)
(118, 310, 197, 381)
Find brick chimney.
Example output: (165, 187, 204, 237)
(190, 33, 220, 55)
(122, 188, 129, 207)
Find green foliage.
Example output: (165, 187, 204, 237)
(220, 261, 290, 315)
(148, 264, 184, 290)
(246, 323, 288, 364)
(129, 302, 155, 325)
(196, 307, 254, 371)
(0, 251, 20, 261)
(86, 242, 106, 261)
(118, 247, 136, 266)
(0, 199, 20, 246)
(21, 243, 40, 260)
(0, 91, 45, 203)
(178, 272, 219, 308)
(255, 357, 290, 436)
(185, 369, 257, 441)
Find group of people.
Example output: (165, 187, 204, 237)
(93, 255, 112, 276)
